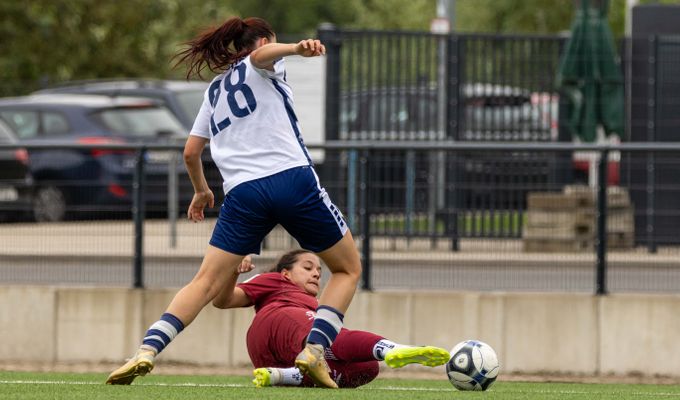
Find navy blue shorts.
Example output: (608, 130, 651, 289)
(210, 166, 348, 255)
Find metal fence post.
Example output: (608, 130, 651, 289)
(318, 23, 343, 208)
(646, 35, 658, 254)
(595, 148, 609, 296)
(359, 150, 372, 291)
(168, 150, 179, 248)
(318, 23, 341, 142)
(447, 34, 462, 251)
(347, 149, 358, 229)
(405, 150, 416, 238)
(132, 147, 147, 289)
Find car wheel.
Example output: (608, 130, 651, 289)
(33, 186, 67, 222)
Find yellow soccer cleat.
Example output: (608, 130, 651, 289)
(384, 346, 451, 369)
(252, 368, 279, 387)
(294, 343, 338, 389)
(105, 350, 155, 385)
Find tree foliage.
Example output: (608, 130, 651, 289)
(0, 0, 670, 96)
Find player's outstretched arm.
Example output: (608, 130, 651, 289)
(212, 256, 254, 309)
(251, 40, 326, 70)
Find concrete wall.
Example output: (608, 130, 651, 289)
(2, 286, 680, 377)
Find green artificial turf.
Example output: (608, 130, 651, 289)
(1, 371, 679, 400)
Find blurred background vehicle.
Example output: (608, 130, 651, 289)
(0, 93, 190, 222)
(340, 84, 552, 141)
(34, 79, 208, 131)
(34, 79, 225, 207)
(0, 119, 33, 221)
(339, 84, 564, 211)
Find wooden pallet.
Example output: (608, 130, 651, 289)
(523, 237, 593, 252)
(527, 192, 594, 210)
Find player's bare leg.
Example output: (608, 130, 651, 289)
(316, 231, 362, 312)
(107, 245, 243, 384)
(295, 231, 361, 389)
(165, 246, 244, 324)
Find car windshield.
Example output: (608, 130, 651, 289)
(341, 92, 438, 133)
(0, 120, 16, 144)
(93, 106, 184, 137)
(175, 90, 205, 122)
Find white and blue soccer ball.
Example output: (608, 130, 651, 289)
(446, 340, 500, 391)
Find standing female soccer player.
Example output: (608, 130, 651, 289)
(213, 250, 450, 388)
(106, 17, 361, 388)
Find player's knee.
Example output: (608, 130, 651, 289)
(341, 250, 362, 278)
(189, 274, 223, 302)
(345, 259, 362, 283)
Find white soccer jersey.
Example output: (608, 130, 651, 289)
(190, 56, 312, 194)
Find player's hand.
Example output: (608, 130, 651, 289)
(187, 190, 214, 222)
(237, 255, 255, 274)
(295, 39, 325, 57)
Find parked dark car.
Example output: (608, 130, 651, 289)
(0, 119, 33, 221)
(340, 83, 555, 141)
(34, 79, 224, 202)
(338, 84, 566, 212)
(0, 94, 191, 222)
(35, 79, 208, 130)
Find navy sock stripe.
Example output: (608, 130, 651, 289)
(142, 338, 165, 349)
(316, 305, 344, 321)
(142, 312, 184, 355)
(307, 330, 332, 348)
(312, 319, 340, 342)
(146, 329, 171, 345)
(161, 312, 184, 332)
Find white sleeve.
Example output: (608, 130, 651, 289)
(190, 87, 212, 139)
(247, 55, 286, 81)
(271, 58, 286, 80)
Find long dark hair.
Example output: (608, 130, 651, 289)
(174, 16, 274, 79)
(269, 249, 315, 273)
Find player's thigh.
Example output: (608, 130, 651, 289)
(210, 182, 276, 255)
(251, 308, 312, 366)
(191, 244, 244, 284)
(316, 231, 361, 275)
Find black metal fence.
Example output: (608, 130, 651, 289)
(1, 142, 680, 295)
(1, 29, 680, 293)
(319, 27, 680, 247)
(320, 29, 567, 144)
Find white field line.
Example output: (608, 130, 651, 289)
(1, 380, 680, 397)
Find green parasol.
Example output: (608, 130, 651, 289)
(556, 0, 625, 142)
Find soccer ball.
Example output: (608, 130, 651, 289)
(446, 340, 500, 391)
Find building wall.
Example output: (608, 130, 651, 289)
(2, 286, 680, 376)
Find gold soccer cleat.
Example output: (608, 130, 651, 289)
(105, 350, 155, 385)
(294, 343, 338, 389)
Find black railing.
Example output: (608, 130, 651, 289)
(1, 142, 680, 295)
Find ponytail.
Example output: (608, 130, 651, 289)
(174, 17, 274, 79)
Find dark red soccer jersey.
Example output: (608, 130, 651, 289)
(237, 272, 318, 313)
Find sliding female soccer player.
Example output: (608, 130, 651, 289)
(107, 17, 361, 388)
(213, 250, 450, 388)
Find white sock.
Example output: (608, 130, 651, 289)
(373, 339, 407, 361)
(139, 344, 158, 356)
(277, 367, 303, 386)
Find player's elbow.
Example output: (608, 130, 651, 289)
(183, 147, 201, 167)
(212, 298, 229, 309)
(183, 136, 206, 164)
